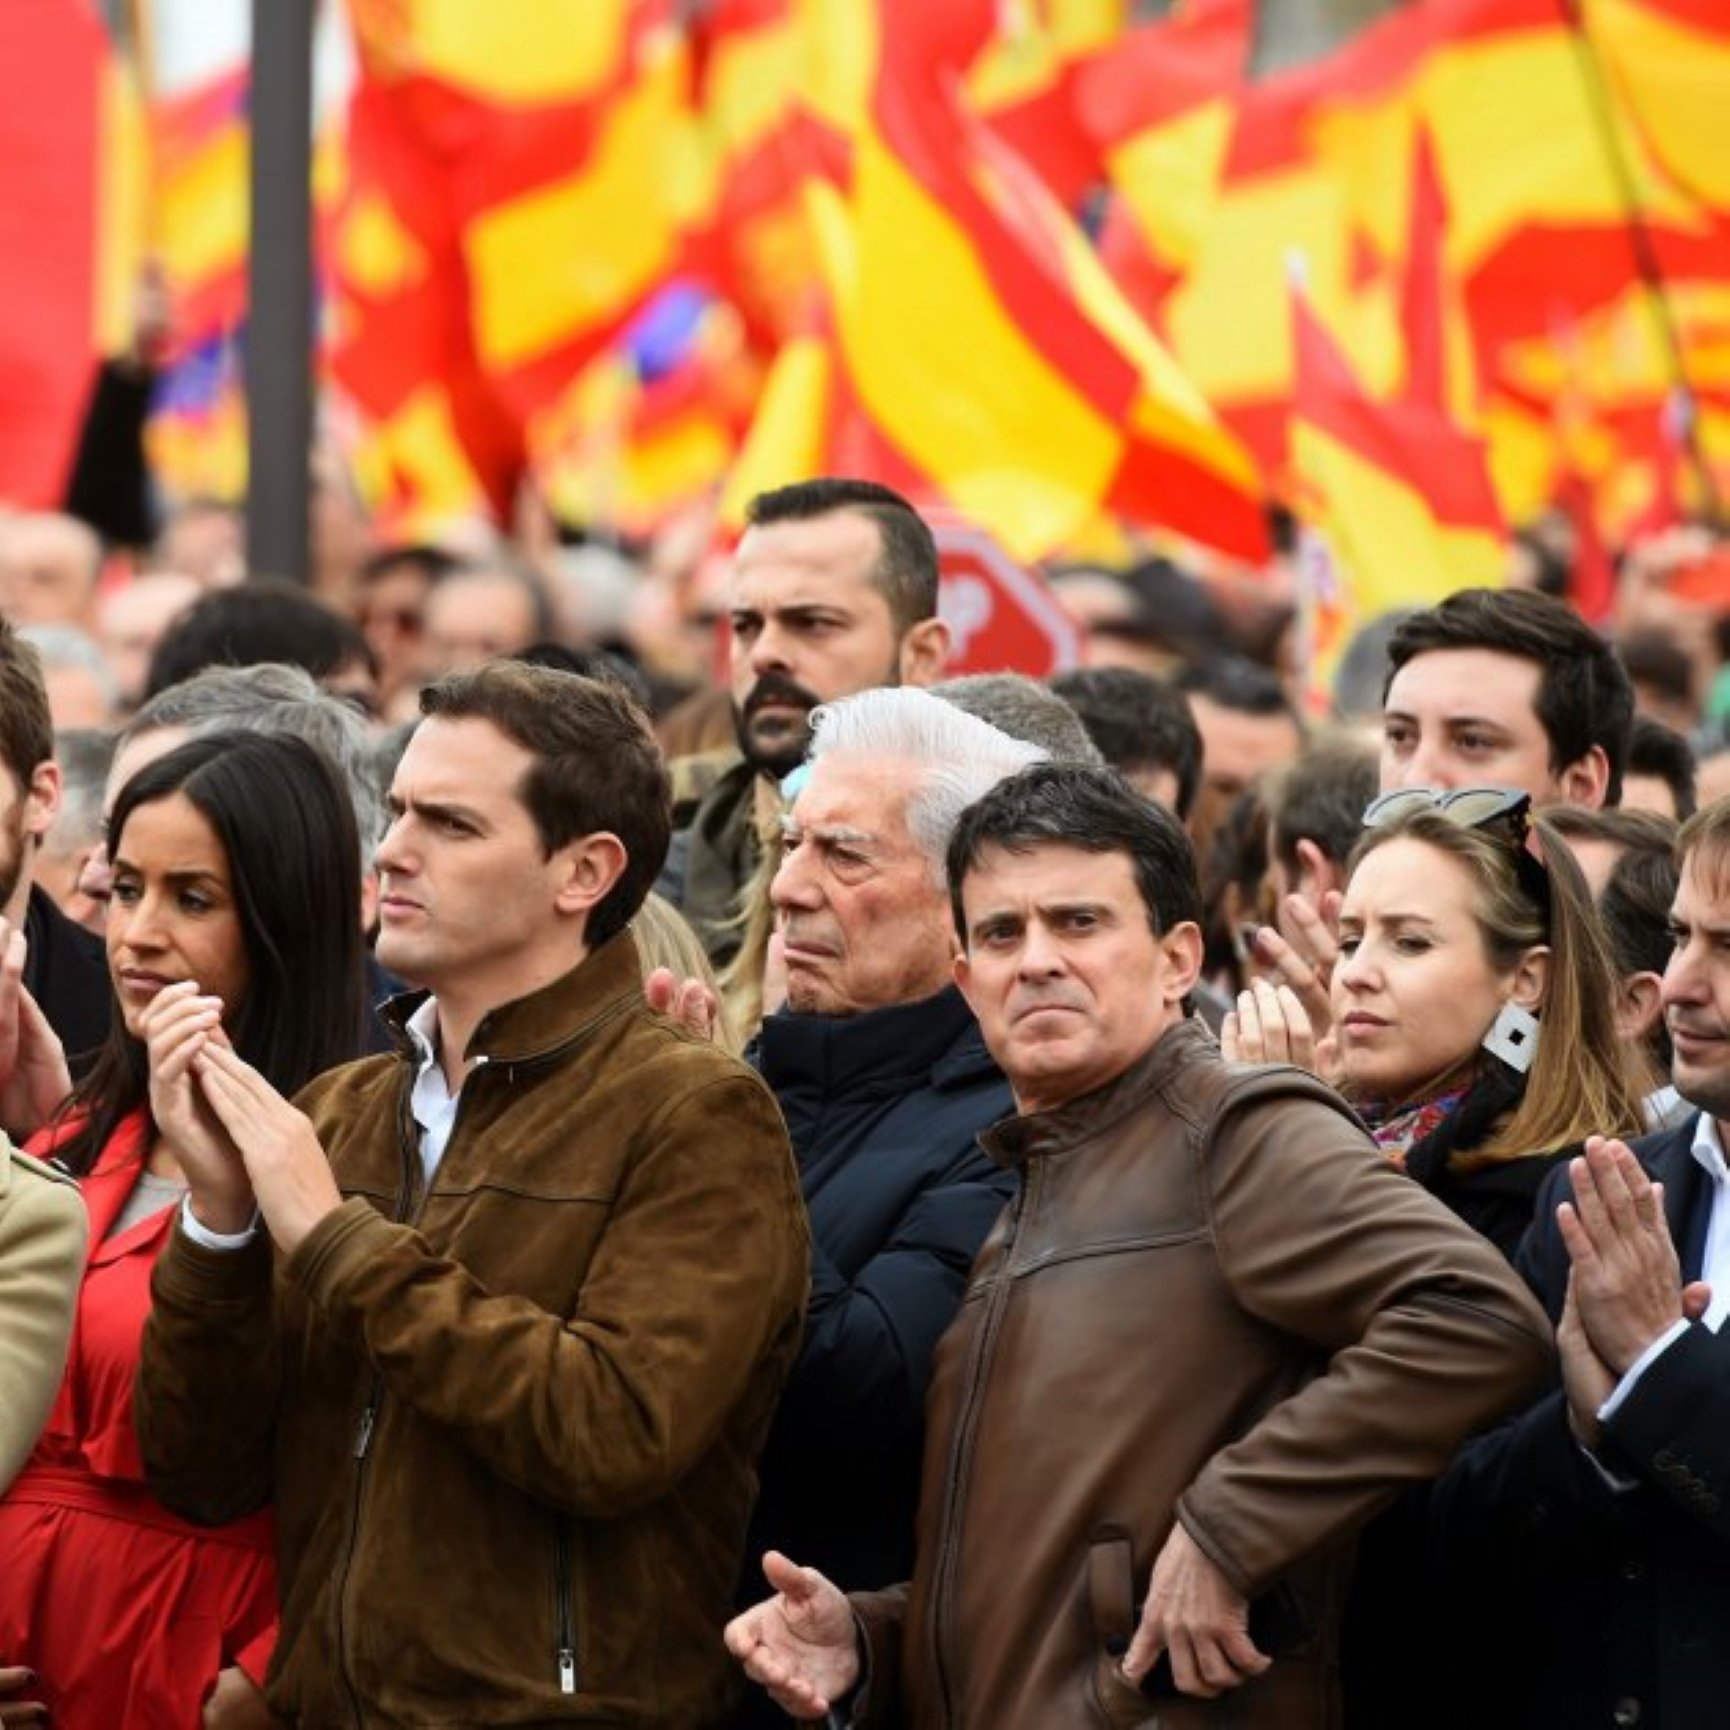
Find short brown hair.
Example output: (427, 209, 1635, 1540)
(1677, 797, 1730, 905)
(0, 619, 53, 793)
(1384, 588, 1634, 804)
(746, 477, 938, 636)
(421, 662, 671, 946)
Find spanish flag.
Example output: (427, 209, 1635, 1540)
(808, 0, 1266, 562)
(1290, 278, 1506, 624)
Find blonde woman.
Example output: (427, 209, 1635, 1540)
(1227, 788, 1646, 1256)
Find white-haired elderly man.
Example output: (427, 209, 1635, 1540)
(729, 687, 1043, 1727)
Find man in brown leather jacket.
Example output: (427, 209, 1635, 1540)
(136, 664, 809, 1727)
(728, 762, 1550, 1727)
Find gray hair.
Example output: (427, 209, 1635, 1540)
(20, 625, 121, 713)
(46, 727, 115, 863)
(929, 672, 1104, 764)
(806, 686, 1047, 881)
(123, 662, 386, 866)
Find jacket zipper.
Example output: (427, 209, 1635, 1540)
(554, 1518, 578, 1695)
(333, 1063, 486, 1722)
(929, 1165, 1035, 1726)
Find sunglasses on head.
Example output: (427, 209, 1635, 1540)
(1361, 786, 1550, 912)
(1362, 786, 1532, 832)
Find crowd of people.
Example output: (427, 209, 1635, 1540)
(1, 470, 1729, 1729)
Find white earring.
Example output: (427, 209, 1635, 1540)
(1482, 1000, 1540, 1074)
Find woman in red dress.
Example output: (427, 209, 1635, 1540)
(0, 731, 367, 1729)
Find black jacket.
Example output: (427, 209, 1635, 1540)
(23, 884, 109, 1072)
(1426, 1113, 1730, 1730)
(1343, 1079, 1569, 1727)
(742, 987, 1015, 1601)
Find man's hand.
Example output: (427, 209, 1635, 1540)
(1122, 1523, 1270, 1699)
(724, 1551, 860, 1721)
(643, 967, 721, 1044)
(193, 1043, 341, 1255)
(1558, 1137, 1694, 1375)
(0, 1665, 47, 1727)
(141, 984, 254, 1233)
(203, 1666, 278, 1729)
(1558, 1271, 1616, 1451)
(0, 923, 72, 1138)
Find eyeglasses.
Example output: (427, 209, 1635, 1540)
(1361, 785, 1549, 912)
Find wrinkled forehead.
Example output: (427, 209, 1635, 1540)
(792, 751, 919, 833)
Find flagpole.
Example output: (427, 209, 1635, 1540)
(1555, 0, 1720, 519)
(245, 0, 316, 583)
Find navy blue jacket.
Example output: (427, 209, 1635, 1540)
(1428, 1113, 1730, 1730)
(742, 986, 1015, 1601)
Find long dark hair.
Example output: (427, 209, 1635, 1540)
(55, 731, 368, 1176)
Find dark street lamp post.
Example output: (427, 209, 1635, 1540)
(245, 0, 314, 583)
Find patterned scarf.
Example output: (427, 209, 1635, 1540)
(1357, 1083, 1472, 1172)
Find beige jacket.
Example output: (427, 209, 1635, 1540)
(0, 1141, 85, 1492)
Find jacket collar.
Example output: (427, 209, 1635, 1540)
(379, 929, 645, 1068)
(981, 1014, 1213, 1170)
(755, 985, 997, 1096)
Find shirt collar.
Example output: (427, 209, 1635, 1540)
(404, 995, 442, 1078)
(1689, 1110, 1730, 1187)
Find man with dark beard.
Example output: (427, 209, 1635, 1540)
(0, 620, 108, 1090)
(663, 479, 950, 971)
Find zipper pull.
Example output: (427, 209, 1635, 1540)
(353, 1403, 377, 1459)
(557, 1647, 576, 1695)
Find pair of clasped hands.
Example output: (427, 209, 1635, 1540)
(137, 982, 342, 1256)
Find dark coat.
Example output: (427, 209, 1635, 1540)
(23, 883, 109, 1072)
(1427, 1113, 1730, 1730)
(743, 986, 1015, 1599)
(1341, 1139, 1571, 1728)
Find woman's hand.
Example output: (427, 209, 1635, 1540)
(1223, 978, 1343, 1087)
(0, 1664, 48, 1727)
(140, 983, 254, 1233)
(0, 923, 72, 1139)
(643, 967, 721, 1044)
(203, 1665, 279, 1729)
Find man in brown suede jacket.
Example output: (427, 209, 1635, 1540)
(728, 763, 1550, 1727)
(136, 664, 808, 1727)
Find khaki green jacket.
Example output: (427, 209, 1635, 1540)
(138, 934, 808, 1727)
(0, 1142, 85, 1492)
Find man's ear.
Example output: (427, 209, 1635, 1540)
(1509, 945, 1550, 1012)
(1293, 836, 1339, 901)
(553, 832, 629, 925)
(24, 760, 61, 844)
(1616, 969, 1664, 1046)
(898, 616, 951, 688)
(952, 947, 973, 1007)
(1158, 921, 1205, 1004)
(1556, 745, 1611, 810)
